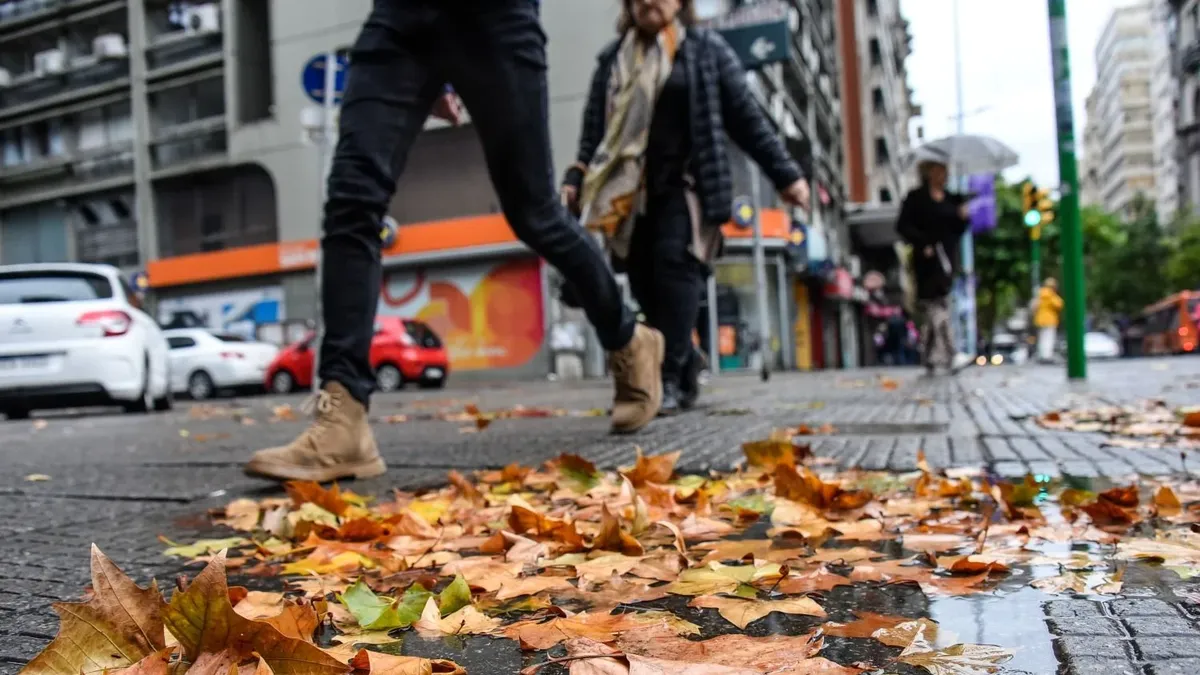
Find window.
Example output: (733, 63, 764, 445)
(879, 188, 893, 203)
(874, 137, 890, 165)
(405, 321, 443, 349)
(871, 87, 885, 113)
(867, 0, 878, 17)
(869, 38, 882, 67)
(0, 272, 113, 305)
(214, 334, 247, 342)
(168, 336, 197, 349)
(155, 164, 278, 256)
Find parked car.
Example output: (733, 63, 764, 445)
(1084, 331, 1121, 359)
(264, 317, 449, 394)
(0, 263, 172, 419)
(164, 329, 279, 399)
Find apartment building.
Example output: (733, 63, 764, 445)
(1080, 89, 1106, 208)
(838, 0, 914, 208)
(0, 0, 845, 377)
(1168, 0, 1200, 213)
(1151, 0, 1180, 221)
(1092, 2, 1157, 218)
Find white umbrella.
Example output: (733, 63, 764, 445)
(906, 134, 1020, 175)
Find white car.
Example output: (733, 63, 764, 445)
(163, 329, 279, 400)
(0, 263, 172, 419)
(1084, 331, 1121, 359)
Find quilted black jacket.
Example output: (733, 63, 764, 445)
(571, 27, 803, 227)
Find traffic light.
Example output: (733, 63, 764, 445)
(1022, 182, 1040, 227)
(1021, 182, 1055, 230)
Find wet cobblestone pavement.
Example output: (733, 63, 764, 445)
(2, 358, 1200, 674)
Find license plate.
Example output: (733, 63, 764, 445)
(425, 368, 444, 379)
(0, 354, 50, 371)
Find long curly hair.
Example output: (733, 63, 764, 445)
(617, 0, 697, 33)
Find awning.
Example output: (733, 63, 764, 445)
(845, 203, 901, 248)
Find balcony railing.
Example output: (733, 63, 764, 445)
(0, 57, 129, 120)
(75, 217, 137, 267)
(146, 25, 223, 76)
(0, 0, 118, 34)
(150, 115, 227, 170)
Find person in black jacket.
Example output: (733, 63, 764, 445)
(561, 0, 809, 414)
(896, 157, 969, 375)
(243, 0, 670, 483)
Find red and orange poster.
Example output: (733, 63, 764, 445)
(378, 257, 545, 372)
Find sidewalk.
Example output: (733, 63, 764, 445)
(2, 358, 1199, 674)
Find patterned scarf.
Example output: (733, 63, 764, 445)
(580, 20, 684, 254)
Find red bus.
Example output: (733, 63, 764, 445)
(1141, 291, 1200, 355)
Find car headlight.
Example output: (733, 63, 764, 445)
(975, 356, 987, 366)
(991, 354, 1004, 365)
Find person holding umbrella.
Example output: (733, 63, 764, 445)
(896, 152, 970, 376)
(560, 0, 809, 414)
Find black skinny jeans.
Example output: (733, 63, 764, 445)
(625, 191, 706, 385)
(319, 0, 635, 406)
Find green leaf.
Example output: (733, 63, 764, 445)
(437, 576, 472, 617)
(288, 502, 340, 528)
(728, 494, 773, 515)
(161, 537, 248, 558)
(338, 579, 431, 630)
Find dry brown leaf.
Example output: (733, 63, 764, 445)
(504, 612, 642, 651)
(621, 448, 682, 487)
(495, 575, 576, 601)
(559, 637, 761, 675)
(1155, 485, 1183, 517)
(616, 631, 829, 673)
(348, 648, 465, 674)
(414, 598, 501, 637)
(21, 545, 165, 675)
(161, 552, 346, 674)
(689, 595, 826, 629)
(821, 612, 912, 639)
(871, 617, 939, 647)
(593, 505, 645, 556)
(285, 481, 350, 516)
(188, 648, 239, 675)
(775, 465, 873, 511)
(742, 438, 798, 470)
(213, 499, 261, 532)
(447, 470, 485, 504)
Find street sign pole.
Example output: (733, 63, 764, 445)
(1048, 0, 1087, 379)
(1030, 227, 1041, 296)
(311, 51, 338, 393)
(749, 165, 772, 382)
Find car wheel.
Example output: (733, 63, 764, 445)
(271, 370, 296, 394)
(188, 371, 216, 400)
(123, 356, 153, 414)
(4, 408, 30, 420)
(419, 377, 446, 390)
(376, 364, 403, 393)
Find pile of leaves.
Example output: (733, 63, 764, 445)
(1036, 401, 1200, 449)
(25, 437, 1200, 675)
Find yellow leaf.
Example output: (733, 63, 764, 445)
(408, 498, 452, 525)
(24, 473, 51, 482)
(688, 596, 826, 629)
(21, 546, 165, 675)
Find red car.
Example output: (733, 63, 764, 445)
(264, 317, 449, 393)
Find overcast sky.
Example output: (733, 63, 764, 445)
(902, 0, 1134, 187)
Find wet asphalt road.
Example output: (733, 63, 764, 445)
(2, 359, 1200, 673)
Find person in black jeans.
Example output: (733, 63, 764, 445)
(246, 0, 668, 483)
(561, 0, 808, 415)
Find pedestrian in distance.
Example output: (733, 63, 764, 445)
(245, 0, 669, 483)
(560, 0, 810, 415)
(1033, 277, 1064, 363)
(895, 155, 969, 377)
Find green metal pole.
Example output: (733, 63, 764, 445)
(1048, 0, 1087, 379)
(1031, 229, 1041, 294)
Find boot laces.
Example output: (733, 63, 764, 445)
(296, 389, 342, 449)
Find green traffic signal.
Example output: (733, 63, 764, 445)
(1024, 209, 1041, 227)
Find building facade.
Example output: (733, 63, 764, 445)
(1080, 89, 1106, 208)
(0, 0, 850, 378)
(1151, 0, 1180, 221)
(1092, 2, 1157, 218)
(1168, 0, 1200, 214)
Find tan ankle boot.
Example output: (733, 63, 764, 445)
(609, 324, 664, 434)
(244, 381, 386, 482)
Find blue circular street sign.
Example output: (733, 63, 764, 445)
(130, 271, 149, 292)
(302, 52, 349, 106)
(732, 196, 755, 229)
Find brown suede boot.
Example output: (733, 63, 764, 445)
(609, 324, 664, 434)
(244, 381, 386, 482)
